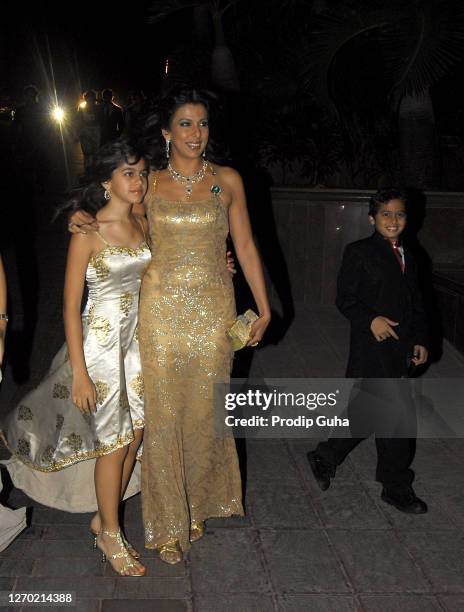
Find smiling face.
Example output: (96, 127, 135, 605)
(369, 198, 407, 243)
(102, 158, 148, 205)
(162, 103, 209, 162)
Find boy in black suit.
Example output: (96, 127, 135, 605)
(307, 188, 429, 513)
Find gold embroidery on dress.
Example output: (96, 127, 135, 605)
(17, 438, 31, 458)
(88, 312, 112, 344)
(56, 414, 64, 430)
(95, 380, 110, 405)
(120, 292, 134, 316)
(6, 431, 136, 473)
(52, 383, 70, 400)
(42, 445, 56, 464)
(18, 406, 33, 421)
(134, 325, 139, 343)
(89, 250, 110, 281)
(133, 418, 144, 429)
(89, 244, 148, 283)
(119, 391, 130, 411)
(130, 374, 144, 400)
(67, 433, 83, 453)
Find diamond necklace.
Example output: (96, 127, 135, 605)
(167, 160, 208, 198)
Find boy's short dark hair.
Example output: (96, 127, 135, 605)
(368, 188, 407, 217)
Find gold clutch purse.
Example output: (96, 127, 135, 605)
(227, 309, 259, 351)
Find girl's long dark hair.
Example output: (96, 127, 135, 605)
(138, 86, 230, 169)
(59, 138, 144, 217)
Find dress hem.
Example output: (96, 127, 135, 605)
(0, 430, 135, 473)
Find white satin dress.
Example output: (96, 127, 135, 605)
(0, 233, 151, 512)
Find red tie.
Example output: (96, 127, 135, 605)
(391, 240, 405, 273)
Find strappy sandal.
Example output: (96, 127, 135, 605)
(97, 529, 145, 576)
(91, 527, 140, 559)
(156, 540, 183, 565)
(189, 521, 205, 543)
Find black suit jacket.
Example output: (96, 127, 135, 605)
(336, 231, 429, 377)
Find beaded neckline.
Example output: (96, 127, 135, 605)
(89, 241, 149, 264)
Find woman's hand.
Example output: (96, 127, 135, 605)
(247, 313, 271, 347)
(68, 210, 99, 234)
(72, 371, 97, 414)
(226, 251, 236, 275)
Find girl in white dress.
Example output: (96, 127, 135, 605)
(1, 139, 150, 576)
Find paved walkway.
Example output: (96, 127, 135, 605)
(1, 168, 464, 611)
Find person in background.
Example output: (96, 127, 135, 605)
(100, 89, 124, 146)
(76, 90, 102, 169)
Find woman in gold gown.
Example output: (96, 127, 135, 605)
(69, 88, 271, 565)
(138, 88, 270, 563)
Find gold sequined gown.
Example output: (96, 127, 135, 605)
(139, 188, 243, 552)
(0, 238, 151, 512)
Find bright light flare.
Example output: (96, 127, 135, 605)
(51, 106, 65, 123)
(79, 100, 87, 109)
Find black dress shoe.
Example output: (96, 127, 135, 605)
(306, 451, 335, 491)
(381, 486, 428, 514)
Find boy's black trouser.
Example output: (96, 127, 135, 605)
(315, 378, 417, 489)
(315, 436, 415, 489)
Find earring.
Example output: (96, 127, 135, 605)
(202, 149, 206, 159)
(104, 189, 111, 201)
(165, 140, 170, 159)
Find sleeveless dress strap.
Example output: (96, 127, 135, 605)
(95, 231, 110, 247)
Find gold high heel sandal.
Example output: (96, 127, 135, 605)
(91, 528, 140, 559)
(97, 529, 145, 577)
(156, 540, 183, 565)
(189, 521, 205, 543)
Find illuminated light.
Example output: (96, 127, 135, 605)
(51, 106, 65, 123)
(340, 205, 345, 210)
(165, 58, 169, 75)
(335, 226, 342, 231)
(79, 100, 87, 109)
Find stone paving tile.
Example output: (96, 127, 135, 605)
(327, 530, 430, 593)
(0, 540, 29, 559)
(32, 556, 105, 577)
(278, 594, 359, 611)
(259, 530, 351, 593)
(205, 514, 252, 528)
(194, 594, 276, 612)
(400, 531, 464, 593)
(15, 576, 115, 598)
(0, 559, 34, 577)
(438, 595, 464, 611)
(45, 600, 101, 612)
(423, 483, 464, 528)
(412, 440, 464, 485)
(359, 595, 443, 611)
(113, 576, 190, 599)
(245, 442, 301, 485)
(362, 481, 457, 531)
(22, 539, 98, 559)
(309, 481, 390, 530)
(103, 600, 188, 612)
(246, 479, 320, 529)
(190, 530, 271, 594)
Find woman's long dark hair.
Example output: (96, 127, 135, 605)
(138, 86, 230, 169)
(59, 139, 144, 217)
